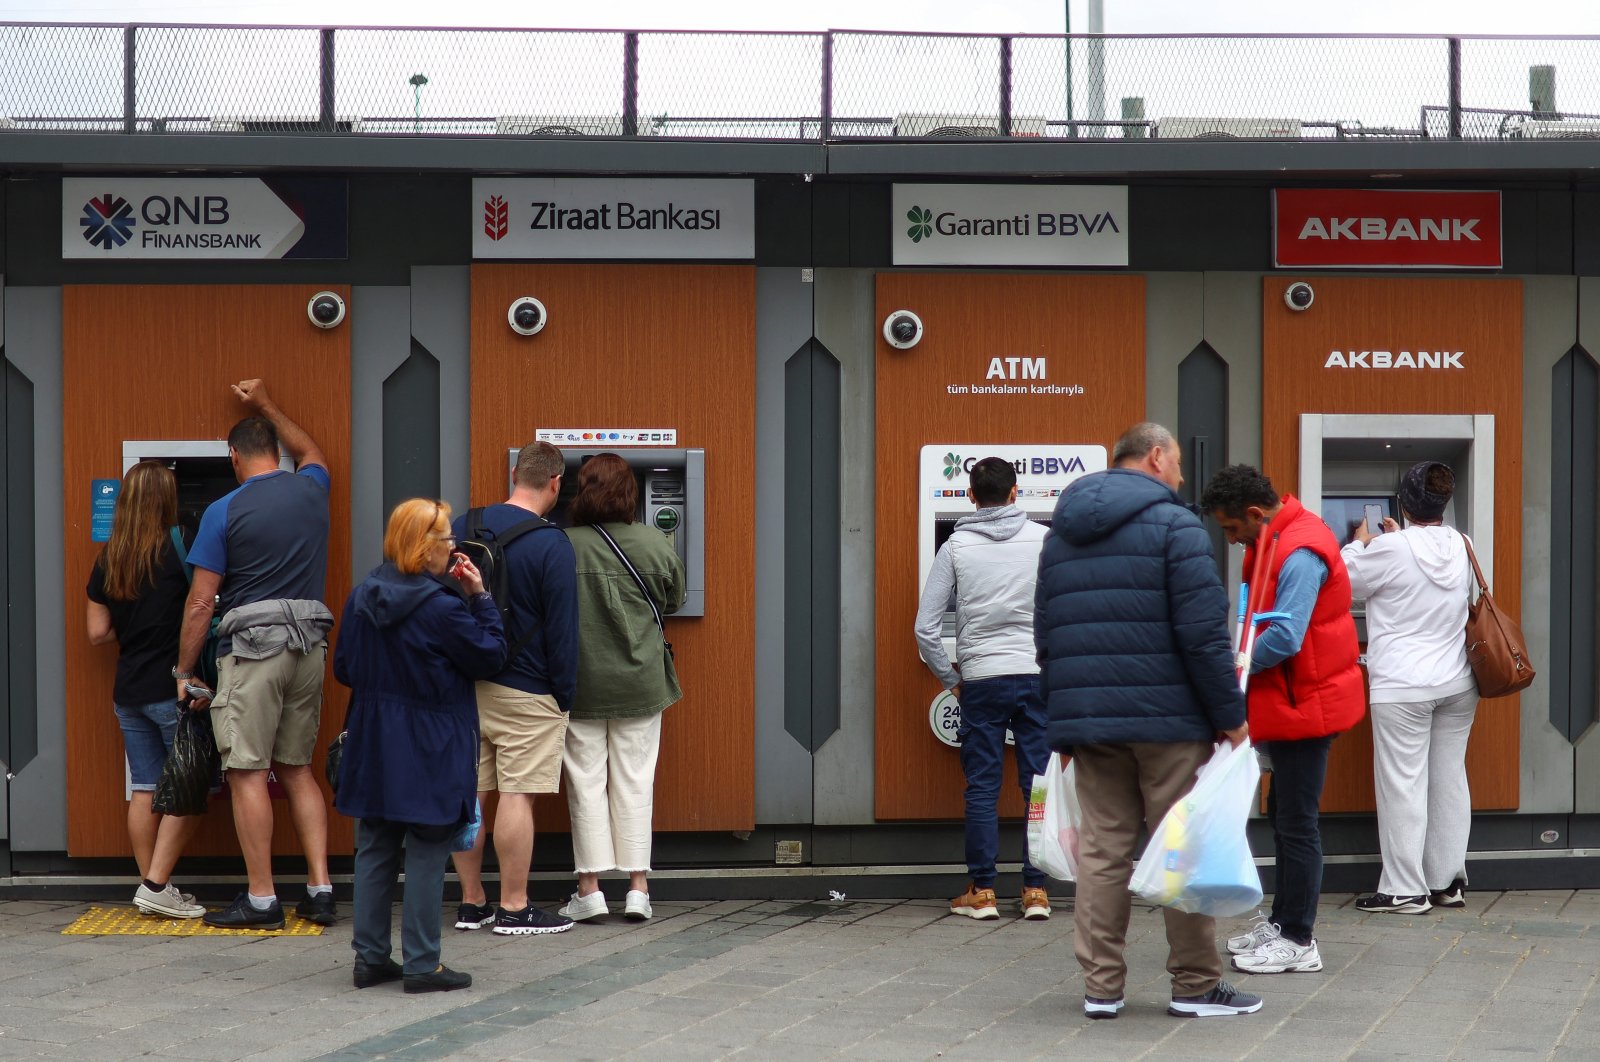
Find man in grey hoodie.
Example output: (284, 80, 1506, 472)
(915, 456, 1051, 921)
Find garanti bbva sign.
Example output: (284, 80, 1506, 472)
(473, 178, 754, 259)
(891, 184, 1128, 267)
(63, 177, 347, 259)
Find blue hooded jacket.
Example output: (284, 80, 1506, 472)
(1034, 468, 1246, 751)
(333, 564, 506, 827)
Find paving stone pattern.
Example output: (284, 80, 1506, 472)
(0, 891, 1598, 1060)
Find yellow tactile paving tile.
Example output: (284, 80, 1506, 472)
(62, 905, 325, 937)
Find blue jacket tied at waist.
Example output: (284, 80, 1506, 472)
(1034, 468, 1246, 752)
(333, 564, 506, 827)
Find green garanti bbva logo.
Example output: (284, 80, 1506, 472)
(942, 451, 962, 480)
(907, 205, 934, 243)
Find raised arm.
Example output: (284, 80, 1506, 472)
(232, 379, 328, 472)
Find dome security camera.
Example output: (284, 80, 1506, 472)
(1284, 282, 1315, 312)
(508, 296, 547, 337)
(883, 310, 924, 350)
(307, 291, 346, 329)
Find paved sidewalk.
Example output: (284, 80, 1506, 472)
(0, 889, 1597, 1060)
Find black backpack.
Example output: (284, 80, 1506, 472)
(458, 507, 561, 658)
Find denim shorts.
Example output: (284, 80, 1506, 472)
(115, 699, 180, 791)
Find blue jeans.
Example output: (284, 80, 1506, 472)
(115, 699, 180, 791)
(1260, 736, 1333, 945)
(352, 818, 455, 976)
(957, 675, 1050, 889)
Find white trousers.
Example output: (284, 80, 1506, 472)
(562, 713, 662, 875)
(1371, 689, 1479, 897)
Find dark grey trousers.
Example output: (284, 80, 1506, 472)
(352, 817, 454, 975)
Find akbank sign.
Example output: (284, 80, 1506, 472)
(892, 184, 1129, 267)
(62, 177, 347, 259)
(473, 178, 754, 259)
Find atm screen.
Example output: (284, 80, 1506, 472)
(1322, 495, 1398, 547)
(931, 513, 1053, 557)
(157, 456, 236, 534)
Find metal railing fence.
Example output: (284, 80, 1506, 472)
(3, 23, 1600, 141)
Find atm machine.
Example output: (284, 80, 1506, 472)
(508, 446, 706, 617)
(122, 439, 295, 528)
(916, 443, 1106, 744)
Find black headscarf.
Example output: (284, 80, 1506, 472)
(1399, 461, 1452, 522)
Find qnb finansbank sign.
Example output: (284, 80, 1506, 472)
(63, 177, 347, 259)
(473, 178, 754, 259)
(891, 184, 1129, 267)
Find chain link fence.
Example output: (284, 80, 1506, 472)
(1, 23, 1598, 141)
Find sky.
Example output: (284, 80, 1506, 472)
(9, 0, 1600, 35)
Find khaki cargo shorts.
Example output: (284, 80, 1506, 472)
(476, 682, 567, 794)
(209, 644, 327, 771)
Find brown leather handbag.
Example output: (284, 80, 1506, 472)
(1463, 538, 1535, 698)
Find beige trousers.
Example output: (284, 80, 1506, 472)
(1072, 740, 1224, 999)
(562, 713, 663, 874)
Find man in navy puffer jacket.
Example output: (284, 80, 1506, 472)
(1035, 422, 1257, 1021)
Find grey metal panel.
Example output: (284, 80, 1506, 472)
(812, 267, 876, 825)
(4, 287, 64, 851)
(1549, 347, 1599, 743)
(381, 343, 442, 532)
(0, 271, 7, 845)
(755, 267, 816, 824)
(1526, 276, 1578, 813)
(1179, 344, 1232, 570)
(348, 286, 411, 580)
(3, 360, 30, 778)
(0, 133, 827, 177)
(1132, 188, 1267, 272)
(409, 267, 471, 515)
(1202, 273, 1267, 599)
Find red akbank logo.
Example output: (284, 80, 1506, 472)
(1273, 189, 1501, 269)
(483, 195, 509, 241)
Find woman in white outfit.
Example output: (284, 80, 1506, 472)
(1341, 461, 1477, 914)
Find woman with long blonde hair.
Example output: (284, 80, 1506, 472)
(85, 459, 206, 919)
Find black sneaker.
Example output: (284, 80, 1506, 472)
(455, 902, 497, 931)
(403, 964, 472, 994)
(353, 957, 403, 989)
(1429, 878, 1467, 909)
(203, 893, 286, 930)
(295, 891, 338, 925)
(491, 904, 573, 936)
(1169, 980, 1264, 1017)
(1355, 892, 1433, 914)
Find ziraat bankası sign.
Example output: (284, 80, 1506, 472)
(63, 177, 347, 259)
(892, 184, 1128, 266)
(473, 178, 754, 259)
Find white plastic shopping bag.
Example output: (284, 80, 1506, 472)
(1027, 754, 1080, 882)
(1130, 740, 1263, 916)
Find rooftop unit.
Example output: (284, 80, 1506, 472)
(1153, 117, 1302, 139)
(1504, 117, 1600, 139)
(210, 116, 365, 133)
(493, 115, 637, 137)
(894, 113, 1047, 138)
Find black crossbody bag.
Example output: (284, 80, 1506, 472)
(592, 524, 673, 660)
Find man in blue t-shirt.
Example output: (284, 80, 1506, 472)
(172, 379, 337, 931)
(450, 440, 579, 937)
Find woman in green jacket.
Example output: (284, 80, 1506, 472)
(557, 453, 685, 924)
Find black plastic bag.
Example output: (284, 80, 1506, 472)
(152, 708, 220, 816)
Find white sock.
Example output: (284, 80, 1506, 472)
(247, 892, 277, 910)
(306, 884, 332, 897)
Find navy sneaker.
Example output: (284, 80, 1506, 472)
(295, 891, 338, 925)
(203, 893, 285, 930)
(1429, 879, 1467, 909)
(1355, 892, 1432, 914)
(491, 904, 573, 936)
(455, 902, 497, 930)
(1169, 980, 1264, 1017)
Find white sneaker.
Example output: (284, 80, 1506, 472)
(557, 890, 609, 922)
(624, 890, 653, 921)
(1226, 918, 1281, 955)
(133, 882, 206, 919)
(1231, 936, 1323, 974)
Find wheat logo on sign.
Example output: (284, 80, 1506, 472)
(484, 195, 509, 241)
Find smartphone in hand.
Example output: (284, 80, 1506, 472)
(1364, 503, 1384, 535)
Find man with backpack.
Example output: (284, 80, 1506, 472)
(449, 440, 579, 936)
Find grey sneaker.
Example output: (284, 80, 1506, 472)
(1169, 980, 1264, 1017)
(1084, 995, 1124, 1019)
(1232, 936, 1323, 974)
(1226, 918, 1281, 955)
(133, 882, 205, 920)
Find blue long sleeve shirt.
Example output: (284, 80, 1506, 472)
(1250, 548, 1328, 673)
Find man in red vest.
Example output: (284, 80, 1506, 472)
(1202, 465, 1365, 977)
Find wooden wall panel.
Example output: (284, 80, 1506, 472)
(63, 284, 355, 857)
(874, 273, 1146, 821)
(1261, 276, 1522, 812)
(470, 264, 756, 833)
